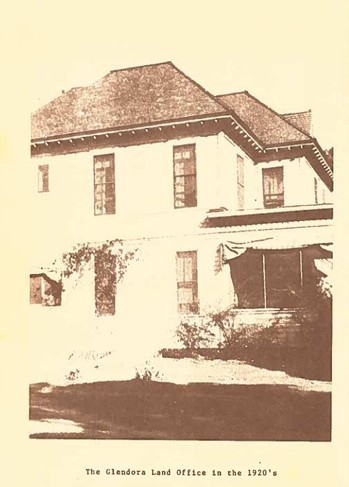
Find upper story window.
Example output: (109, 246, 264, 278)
(176, 251, 199, 313)
(236, 154, 245, 210)
(314, 177, 318, 204)
(94, 154, 115, 215)
(173, 144, 197, 208)
(262, 166, 284, 208)
(314, 177, 326, 204)
(38, 165, 49, 192)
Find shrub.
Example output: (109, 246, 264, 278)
(134, 361, 162, 381)
(65, 369, 80, 381)
(175, 318, 216, 349)
(205, 307, 239, 349)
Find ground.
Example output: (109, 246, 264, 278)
(29, 357, 331, 441)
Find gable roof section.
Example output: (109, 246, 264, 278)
(282, 110, 312, 136)
(217, 91, 311, 146)
(31, 62, 227, 140)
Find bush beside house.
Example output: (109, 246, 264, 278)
(164, 279, 332, 381)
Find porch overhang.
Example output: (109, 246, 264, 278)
(203, 204, 333, 228)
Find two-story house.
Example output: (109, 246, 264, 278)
(29, 62, 333, 356)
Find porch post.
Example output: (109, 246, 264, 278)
(262, 253, 267, 308)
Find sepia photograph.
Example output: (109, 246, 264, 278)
(29, 60, 332, 441)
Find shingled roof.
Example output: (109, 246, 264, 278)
(31, 62, 227, 140)
(217, 92, 312, 146)
(282, 110, 312, 136)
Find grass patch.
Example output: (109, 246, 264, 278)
(30, 380, 331, 441)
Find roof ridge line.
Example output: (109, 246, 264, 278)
(282, 109, 312, 116)
(216, 90, 248, 97)
(108, 60, 173, 75)
(169, 63, 229, 112)
(243, 91, 312, 140)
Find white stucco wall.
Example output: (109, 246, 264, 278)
(32, 134, 332, 250)
(32, 135, 220, 237)
(29, 218, 333, 354)
(29, 134, 333, 361)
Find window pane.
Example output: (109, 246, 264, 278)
(237, 155, 244, 186)
(38, 165, 49, 192)
(95, 168, 107, 184)
(176, 256, 185, 282)
(176, 251, 198, 313)
(184, 175, 196, 193)
(183, 175, 197, 207)
(237, 155, 244, 210)
(314, 178, 318, 204)
(263, 167, 284, 208)
(94, 154, 114, 164)
(173, 145, 197, 208)
(265, 250, 301, 308)
(178, 287, 193, 304)
(94, 154, 115, 215)
(94, 252, 116, 316)
(174, 145, 195, 160)
(30, 276, 42, 304)
(184, 194, 195, 207)
(105, 183, 115, 214)
(175, 176, 185, 192)
(183, 159, 195, 175)
(174, 162, 184, 176)
(182, 150, 191, 159)
(94, 184, 106, 215)
(174, 196, 185, 208)
(105, 166, 114, 183)
(228, 250, 264, 308)
(183, 257, 193, 282)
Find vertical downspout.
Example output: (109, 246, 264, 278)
(216, 133, 221, 207)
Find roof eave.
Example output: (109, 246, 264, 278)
(31, 111, 231, 145)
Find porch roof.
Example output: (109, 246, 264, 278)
(203, 204, 333, 228)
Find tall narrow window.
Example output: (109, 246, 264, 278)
(176, 251, 198, 313)
(173, 144, 197, 208)
(262, 166, 284, 208)
(236, 154, 245, 209)
(94, 154, 115, 215)
(38, 165, 49, 192)
(94, 251, 116, 316)
(314, 177, 318, 204)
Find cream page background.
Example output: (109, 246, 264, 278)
(1, 0, 349, 485)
